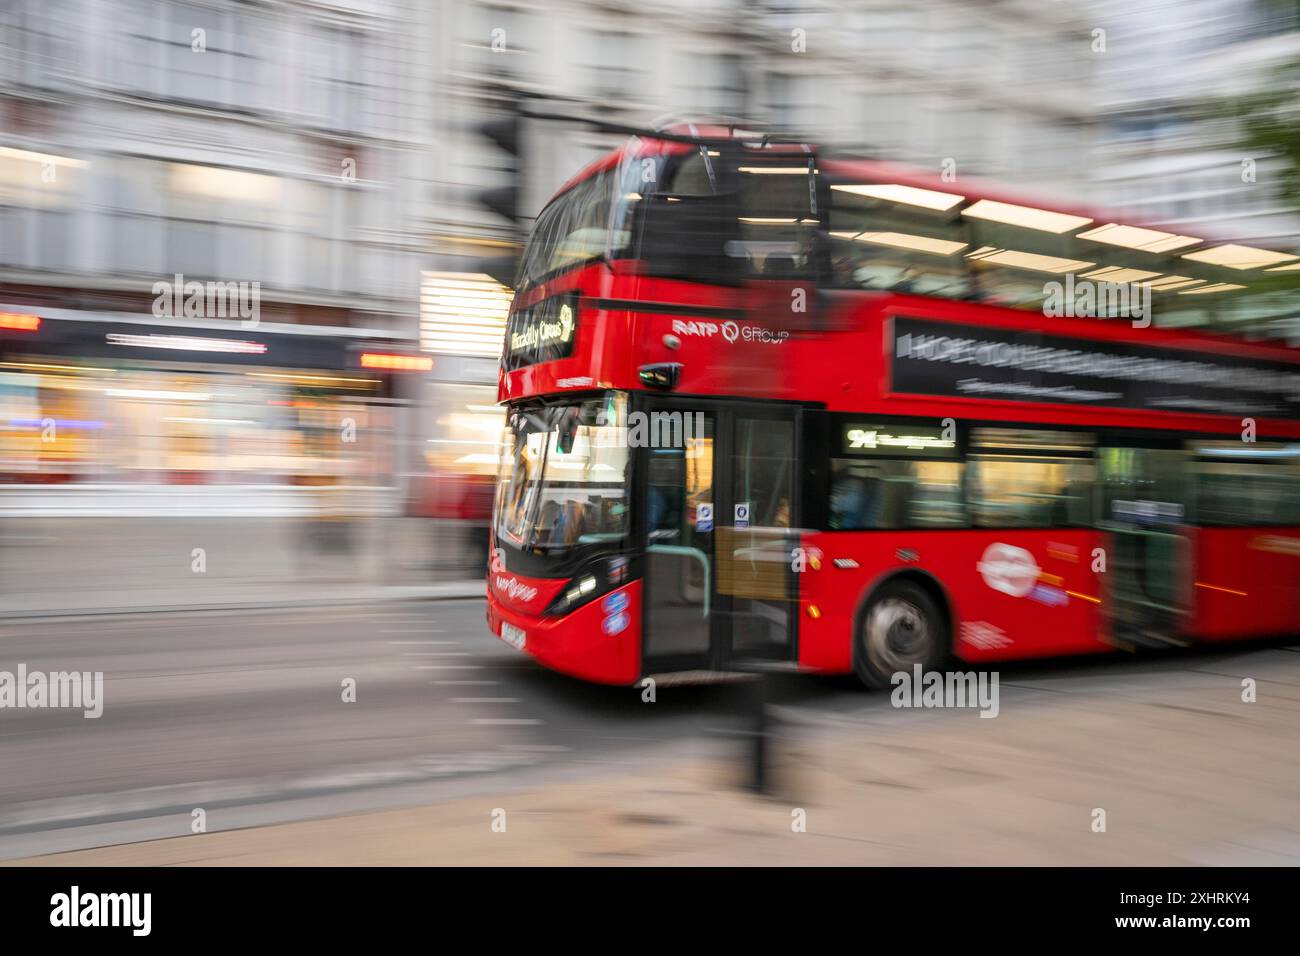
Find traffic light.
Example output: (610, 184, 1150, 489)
(473, 101, 524, 287)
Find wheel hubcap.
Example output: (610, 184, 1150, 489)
(865, 598, 930, 676)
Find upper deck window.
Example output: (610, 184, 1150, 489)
(515, 169, 631, 292)
(634, 147, 823, 284)
(825, 171, 1300, 340)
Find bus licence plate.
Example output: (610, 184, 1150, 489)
(500, 622, 526, 650)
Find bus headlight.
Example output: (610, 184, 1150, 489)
(546, 574, 598, 616)
(544, 559, 625, 617)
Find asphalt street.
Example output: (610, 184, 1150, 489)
(1, 597, 1297, 860)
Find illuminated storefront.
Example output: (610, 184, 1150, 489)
(415, 272, 510, 518)
(0, 311, 419, 511)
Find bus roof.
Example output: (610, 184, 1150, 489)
(553, 125, 815, 199)
(556, 129, 1269, 241)
(536, 130, 1300, 342)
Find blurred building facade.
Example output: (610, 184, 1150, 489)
(432, 0, 1102, 250)
(0, 0, 1158, 516)
(0, 0, 437, 513)
(1, 0, 430, 320)
(1092, 0, 1300, 248)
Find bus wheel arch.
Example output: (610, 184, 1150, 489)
(851, 569, 953, 690)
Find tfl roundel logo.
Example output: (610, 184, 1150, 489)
(977, 543, 1040, 598)
(602, 592, 630, 615)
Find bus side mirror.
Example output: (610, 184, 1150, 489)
(638, 362, 682, 391)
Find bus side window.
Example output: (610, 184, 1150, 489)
(968, 428, 1096, 528)
(1192, 442, 1300, 526)
(828, 459, 964, 529)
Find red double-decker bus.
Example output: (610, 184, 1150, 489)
(485, 124, 1300, 687)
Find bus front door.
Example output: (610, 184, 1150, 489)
(640, 400, 800, 676)
(641, 405, 718, 672)
(1098, 446, 1190, 648)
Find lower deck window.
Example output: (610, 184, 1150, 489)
(1193, 442, 1300, 526)
(829, 458, 964, 529)
(967, 428, 1096, 528)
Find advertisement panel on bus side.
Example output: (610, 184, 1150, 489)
(889, 316, 1300, 419)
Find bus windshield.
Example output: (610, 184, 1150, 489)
(496, 393, 631, 562)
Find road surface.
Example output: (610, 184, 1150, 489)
(1, 598, 1297, 861)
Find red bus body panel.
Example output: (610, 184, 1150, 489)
(486, 570, 643, 685)
(795, 529, 1110, 672)
(1187, 528, 1300, 639)
(501, 265, 1300, 441)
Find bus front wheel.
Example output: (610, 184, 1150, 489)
(853, 580, 947, 690)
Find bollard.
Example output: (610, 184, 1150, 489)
(749, 668, 770, 794)
(734, 660, 803, 795)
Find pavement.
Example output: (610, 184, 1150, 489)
(6, 606, 1300, 865)
(0, 516, 485, 615)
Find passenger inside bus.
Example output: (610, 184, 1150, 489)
(773, 496, 791, 527)
(535, 498, 582, 548)
(830, 463, 882, 529)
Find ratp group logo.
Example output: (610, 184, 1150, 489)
(670, 318, 788, 345)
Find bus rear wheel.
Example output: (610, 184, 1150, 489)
(853, 580, 947, 689)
